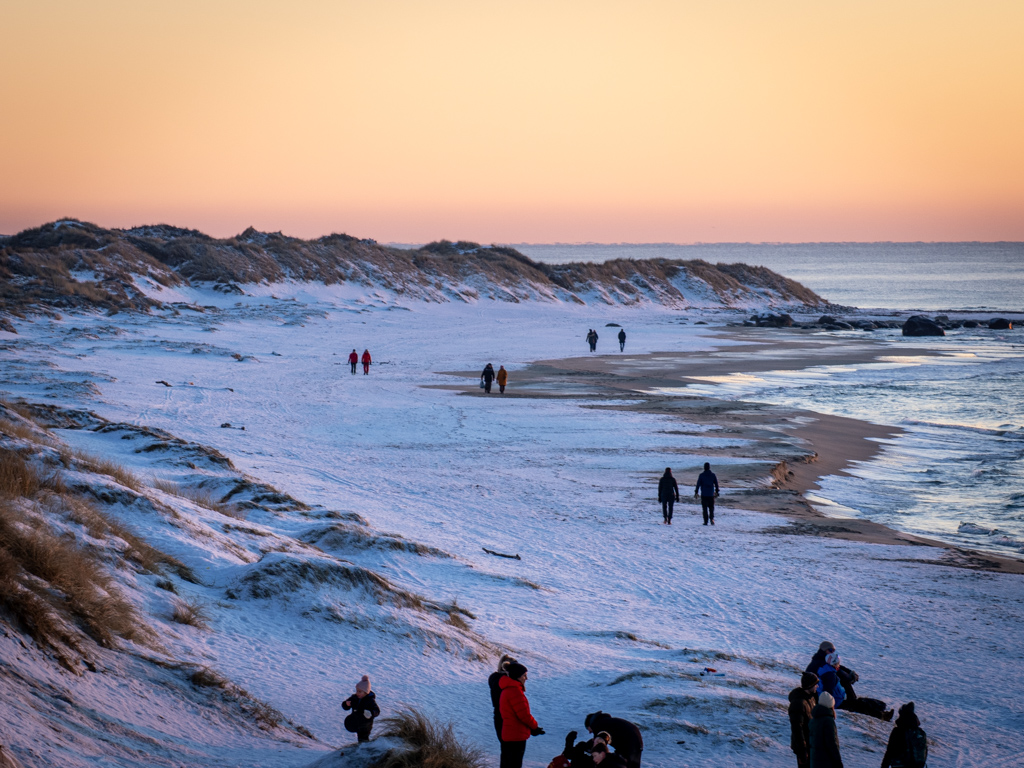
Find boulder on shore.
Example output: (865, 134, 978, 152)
(902, 315, 945, 337)
(989, 318, 1013, 330)
(964, 320, 979, 328)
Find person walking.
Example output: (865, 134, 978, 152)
(694, 462, 720, 525)
(658, 468, 680, 525)
(591, 329, 599, 352)
(618, 328, 626, 351)
(499, 662, 544, 768)
(809, 692, 843, 768)
(481, 363, 496, 394)
(789, 672, 819, 768)
(361, 349, 372, 375)
(348, 349, 359, 374)
(497, 365, 508, 394)
(880, 702, 928, 768)
(584, 712, 643, 768)
(341, 675, 380, 743)
(489, 654, 516, 744)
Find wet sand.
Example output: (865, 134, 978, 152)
(438, 327, 1024, 575)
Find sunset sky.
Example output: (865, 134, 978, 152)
(2, 0, 1022, 243)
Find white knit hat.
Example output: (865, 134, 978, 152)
(356, 675, 371, 694)
(819, 691, 835, 709)
(825, 651, 841, 667)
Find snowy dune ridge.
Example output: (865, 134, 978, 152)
(0, 219, 830, 319)
(0, 400, 490, 767)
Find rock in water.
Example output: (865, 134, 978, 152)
(902, 315, 945, 337)
(988, 318, 1013, 330)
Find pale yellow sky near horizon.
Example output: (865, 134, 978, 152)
(2, 0, 1023, 242)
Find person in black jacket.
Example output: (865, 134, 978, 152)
(584, 712, 643, 768)
(658, 468, 680, 524)
(809, 692, 843, 768)
(789, 672, 819, 768)
(481, 363, 496, 394)
(881, 702, 928, 768)
(342, 675, 380, 742)
(694, 462, 720, 525)
(489, 654, 517, 743)
(806, 641, 892, 721)
(617, 328, 626, 352)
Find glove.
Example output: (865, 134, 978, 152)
(363, 710, 373, 719)
(531, 727, 545, 736)
(565, 730, 578, 750)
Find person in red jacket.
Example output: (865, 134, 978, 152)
(499, 662, 544, 768)
(348, 349, 359, 375)
(361, 349, 372, 375)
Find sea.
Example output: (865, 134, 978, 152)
(517, 242, 1024, 560)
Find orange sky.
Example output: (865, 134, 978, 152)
(2, 0, 1022, 242)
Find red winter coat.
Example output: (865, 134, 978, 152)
(361, 351, 372, 364)
(498, 676, 537, 742)
(348, 352, 358, 363)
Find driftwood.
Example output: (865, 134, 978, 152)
(483, 548, 521, 560)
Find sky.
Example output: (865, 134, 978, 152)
(2, 0, 1023, 243)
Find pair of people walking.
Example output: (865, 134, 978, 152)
(657, 463, 720, 524)
(348, 349, 372, 374)
(586, 329, 599, 352)
(481, 363, 508, 394)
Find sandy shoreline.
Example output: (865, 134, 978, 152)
(440, 327, 1024, 575)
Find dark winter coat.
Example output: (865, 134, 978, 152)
(617, 330, 626, 342)
(588, 714, 643, 764)
(788, 686, 817, 758)
(596, 753, 628, 768)
(658, 474, 679, 503)
(489, 670, 507, 710)
(499, 675, 538, 742)
(805, 652, 858, 690)
(808, 704, 843, 768)
(694, 470, 719, 497)
(482, 364, 495, 383)
(342, 691, 380, 733)
(881, 710, 925, 768)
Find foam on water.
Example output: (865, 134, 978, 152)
(664, 328, 1024, 558)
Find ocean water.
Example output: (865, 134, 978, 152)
(516, 242, 1024, 312)
(518, 243, 1024, 559)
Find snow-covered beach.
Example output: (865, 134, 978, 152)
(2, 282, 1023, 767)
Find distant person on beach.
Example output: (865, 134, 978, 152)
(482, 363, 496, 394)
(881, 702, 928, 768)
(658, 468, 680, 525)
(489, 654, 516, 744)
(584, 712, 643, 768)
(789, 672, 820, 768)
(807, 642, 892, 721)
(348, 349, 359, 374)
(618, 328, 626, 351)
(809, 691, 843, 768)
(341, 674, 380, 742)
(586, 329, 599, 352)
(361, 349, 372, 374)
(499, 662, 544, 768)
(497, 365, 508, 394)
(694, 462, 720, 525)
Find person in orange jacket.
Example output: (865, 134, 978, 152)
(361, 349, 372, 375)
(348, 349, 359, 374)
(497, 366, 508, 394)
(498, 662, 544, 768)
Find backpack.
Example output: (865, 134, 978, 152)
(904, 726, 928, 768)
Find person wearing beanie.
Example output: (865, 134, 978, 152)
(881, 702, 928, 768)
(806, 642, 893, 722)
(584, 712, 644, 768)
(809, 690, 843, 768)
(342, 674, 380, 743)
(789, 672, 819, 768)
(498, 663, 543, 768)
(694, 462, 720, 525)
(489, 655, 517, 744)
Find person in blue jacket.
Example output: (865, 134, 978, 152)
(694, 462, 720, 525)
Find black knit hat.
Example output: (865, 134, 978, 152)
(584, 711, 604, 731)
(801, 672, 819, 689)
(506, 662, 528, 680)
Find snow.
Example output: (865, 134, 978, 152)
(1, 290, 1022, 767)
